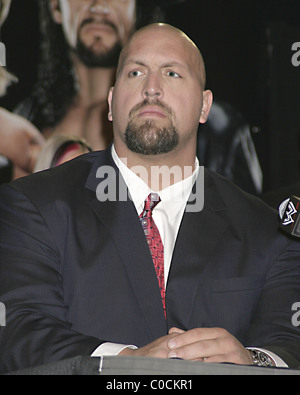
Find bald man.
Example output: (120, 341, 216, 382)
(0, 24, 300, 373)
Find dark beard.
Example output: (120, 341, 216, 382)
(125, 119, 179, 155)
(75, 39, 122, 68)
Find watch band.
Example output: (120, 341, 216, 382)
(249, 349, 276, 367)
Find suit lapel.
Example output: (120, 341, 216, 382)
(85, 149, 167, 339)
(167, 169, 228, 329)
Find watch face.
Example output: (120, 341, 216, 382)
(250, 350, 275, 367)
(258, 353, 272, 365)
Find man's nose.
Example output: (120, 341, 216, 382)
(89, 0, 110, 15)
(142, 73, 164, 100)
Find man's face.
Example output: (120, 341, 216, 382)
(51, 0, 136, 67)
(109, 25, 212, 156)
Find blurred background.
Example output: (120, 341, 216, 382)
(1, 0, 300, 193)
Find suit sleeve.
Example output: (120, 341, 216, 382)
(0, 184, 101, 373)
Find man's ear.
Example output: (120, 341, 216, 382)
(108, 87, 114, 122)
(199, 90, 213, 124)
(49, 0, 63, 24)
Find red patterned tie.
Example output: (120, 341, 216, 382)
(140, 193, 166, 317)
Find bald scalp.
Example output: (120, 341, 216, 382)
(116, 23, 207, 89)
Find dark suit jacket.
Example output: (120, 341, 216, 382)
(1, 147, 300, 373)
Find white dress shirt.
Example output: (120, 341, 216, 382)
(92, 145, 288, 367)
(111, 145, 199, 286)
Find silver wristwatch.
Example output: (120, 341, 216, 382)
(249, 349, 276, 367)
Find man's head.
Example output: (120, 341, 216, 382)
(108, 23, 213, 159)
(30, 0, 164, 130)
(49, 0, 136, 68)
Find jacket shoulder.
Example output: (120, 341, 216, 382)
(4, 149, 111, 204)
(204, 168, 279, 227)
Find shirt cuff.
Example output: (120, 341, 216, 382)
(91, 342, 138, 357)
(247, 347, 289, 368)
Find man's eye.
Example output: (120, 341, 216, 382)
(167, 71, 181, 78)
(128, 70, 143, 78)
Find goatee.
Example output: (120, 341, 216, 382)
(75, 38, 122, 68)
(125, 119, 179, 155)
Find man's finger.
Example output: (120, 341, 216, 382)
(168, 327, 228, 350)
(168, 327, 185, 335)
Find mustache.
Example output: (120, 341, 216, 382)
(129, 99, 174, 119)
(80, 18, 118, 34)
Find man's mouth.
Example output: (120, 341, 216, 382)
(80, 18, 117, 35)
(138, 106, 167, 119)
(130, 100, 173, 122)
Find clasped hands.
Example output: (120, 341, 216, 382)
(120, 327, 253, 365)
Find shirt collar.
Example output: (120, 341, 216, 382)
(111, 144, 199, 219)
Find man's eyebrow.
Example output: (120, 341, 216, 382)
(123, 59, 187, 69)
(161, 62, 186, 68)
(124, 59, 147, 67)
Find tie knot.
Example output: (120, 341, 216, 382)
(144, 193, 160, 212)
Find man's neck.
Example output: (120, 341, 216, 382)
(114, 144, 197, 191)
(72, 55, 116, 107)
